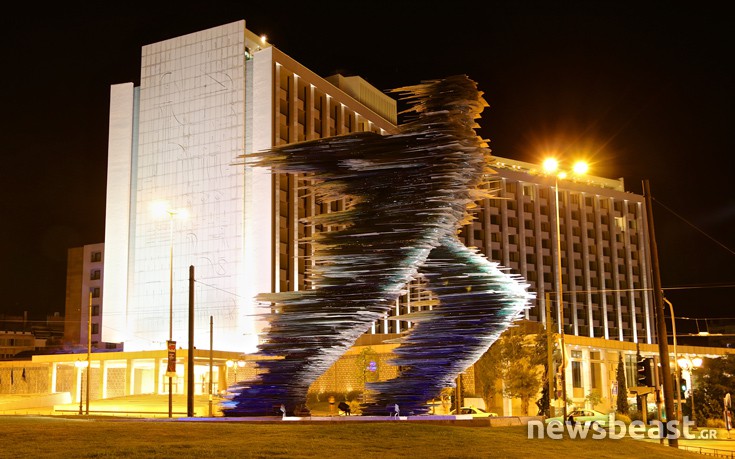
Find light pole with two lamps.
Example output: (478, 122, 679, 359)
(226, 359, 246, 386)
(664, 297, 683, 422)
(678, 355, 703, 427)
(542, 157, 588, 422)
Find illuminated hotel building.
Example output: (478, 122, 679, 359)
(378, 158, 656, 345)
(102, 20, 396, 353)
(465, 158, 655, 344)
(103, 18, 654, 357)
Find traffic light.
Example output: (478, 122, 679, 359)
(637, 357, 654, 387)
(673, 373, 688, 398)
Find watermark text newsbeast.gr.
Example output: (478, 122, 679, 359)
(528, 415, 718, 440)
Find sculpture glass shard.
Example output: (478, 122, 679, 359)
(222, 75, 532, 416)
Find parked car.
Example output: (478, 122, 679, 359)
(451, 406, 498, 417)
(545, 409, 611, 427)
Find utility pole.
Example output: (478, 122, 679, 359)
(86, 289, 92, 415)
(208, 315, 213, 418)
(546, 292, 555, 417)
(187, 265, 195, 417)
(643, 179, 678, 448)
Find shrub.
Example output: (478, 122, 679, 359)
(615, 413, 632, 424)
(706, 418, 726, 428)
(348, 400, 363, 415)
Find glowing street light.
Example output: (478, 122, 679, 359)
(678, 356, 703, 427)
(541, 157, 588, 421)
(226, 359, 246, 385)
(664, 298, 683, 422)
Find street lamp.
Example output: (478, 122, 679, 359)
(678, 356, 703, 427)
(664, 297, 683, 421)
(226, 359, 246, 385)
(152, 201, 187, 418)
(542, 157, 588, 422)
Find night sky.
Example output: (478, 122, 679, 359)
(1, 3, 733, 327)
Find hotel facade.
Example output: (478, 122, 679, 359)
(102, 20, 396, 354)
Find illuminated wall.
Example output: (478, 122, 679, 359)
(103, 20, 395, 353)
(104, 21, 259, 352)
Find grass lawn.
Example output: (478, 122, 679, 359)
(0, 415, 703, 458)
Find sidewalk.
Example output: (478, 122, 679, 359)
(0, 393, 221, 417)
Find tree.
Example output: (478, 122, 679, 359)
(475, 320, 546, 415)
(693, 354, 735, 423)
(616, 353, 629, 414)
(355, 346, 378, 403)
(474, 338, 502, 411)
(585, 390, 603, 410)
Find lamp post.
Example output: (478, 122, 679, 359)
(226, 359, 246, 385)
(542, 157, 587, 422)
(664, 297, 682, 422)
(167, 208, 176, 419)
(678, 356, 703, 427)
(152, 201, 186, 418)
(86, 289, 92, 416)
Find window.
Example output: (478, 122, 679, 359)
(92, 305, 100, 316)
(91, 252, 102, 262)
(90, 269, 101, 280)
(91, 323, 99, 335)
(590, 363, 600, 388)
(572, 361, 583, 388)
(92, 287, 101, 298)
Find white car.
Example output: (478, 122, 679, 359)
(451, 406, 498, 417)
(545, 409, 611, 427)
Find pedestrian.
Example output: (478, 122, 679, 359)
(280, 403, 286, 418)
(394, 403, 400, 419)
(725, 393, 732, 437)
